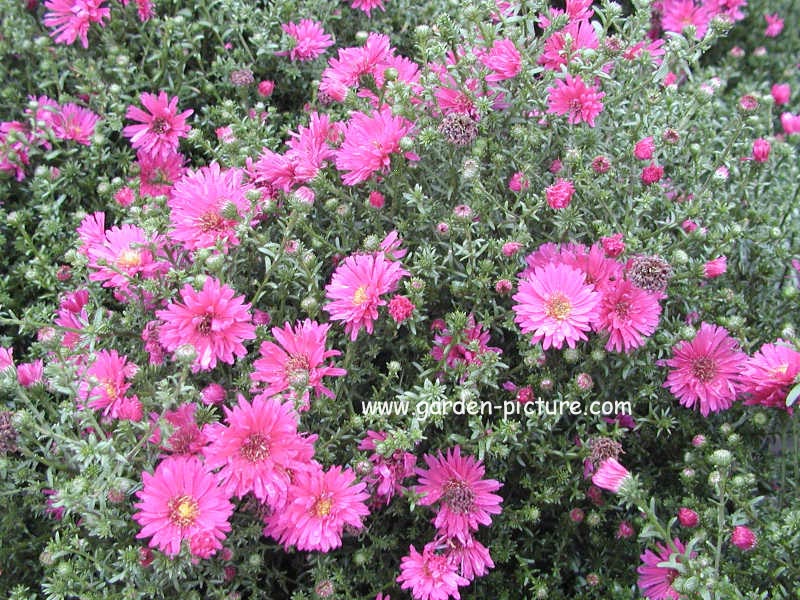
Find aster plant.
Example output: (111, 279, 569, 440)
(1, 0, 800, 598)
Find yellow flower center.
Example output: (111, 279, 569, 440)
(545, 292, 572, 321)
(116, 248, 143, 269)
(168, 495, 199, 527)
(312, 495, 333, 517)
(352, 285, 368, 306)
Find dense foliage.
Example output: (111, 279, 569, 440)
(1, 0, 800, 598)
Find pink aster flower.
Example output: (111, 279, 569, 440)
(156, 277, 256, 372)
(546, 74, 605, 127)
(335, 107, 415, 186)
(443, 535, 495, 581)
(781, 112, 800, 135)
(388, 295, 415, 323)
(168, 162, 251, 252)
(161, 403, 208, 456)
(123, 92, 193, 161)
(634, 136, 656, 160)
(415, 446, 503, 543)
(77, 349, 140, 419)
(740, 341, 800, 410)
(764, 13, 784, 37)
(678, 508, 699, 528)
(751, 138, 770, 163)
(641, 162, 664, 185)
(397, 543, 469, 600)
(349, 0, 385, 17)
(358, 430, 416, 505)
(203, 395, 315, 508)
(264, 464, 370, 552)
(601, 233, 625, 257)
(52, 103, 100, 145)
(17, 360, 44, 387)
(508, 172, 529, 192)
(771, 83, 791, 105)
(637, 539, 690, 600)
(538, 20, 599, 71)
(596, 279, 662, 353)
(482, 39, 521, 82)
(324, 252, 408, 341)
(133, 456, 234, 558)
(703, 256, 727, 278)
(137, 150, 185, 197)
(250, 319, 347, 407)
(661, 0, 712, 38)
(663, 322, 746, 416)
(84, 223, 168, 292)
(0, 347, 13, 372)
(545, 178, 575, 209)
(43, 0, 110, 48)
(277, 20, 334, 62)
(513, 262, 601, 350)
(430, 314, 502, 368)
(592, 458, 631, 493)
(731, 525, 757, 550)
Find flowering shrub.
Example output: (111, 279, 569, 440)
(2, 0, 800, 599)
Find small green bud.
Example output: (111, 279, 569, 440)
(709, 449, 732, 467)
(563, 348, 580, 363)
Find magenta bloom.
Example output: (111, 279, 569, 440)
(83, 222, 168, 292)
(703, 256, 727, 279)
(203, 395, 314, 508)
(349, 0, 385, 16)
(641, 162, 665, 185)
(430, 314, 502, 368)
(277, 20, 333, 61)
(264, 464, 370, 552)
(547, 74, 605, 127)
(545, 178, 575, 209)
(335, 107, 415, 186)
(764, 13, 784, 37)
(156, 277, 256, 372)
(538, 20, 598, 71)
(781, 112, 800, 135)
(663, 322, 746, 416)
(137, 150, 185, 197)
(597, 279, 661, 353)
(168, 162, 251, 251)
(771, 83, 791, 105)
(77, 349, 140, 420)
(445, 535, 495, 581)
(634, 136, 655, 160)
(359, 430, 416, 505)
(123, 92, 193, 160)
(397, 543, 469, 600)
(661, 0, 712, 39)
(513, 263, 601, 350)
(637, 539, 689, 600)
(324, 252, 408, 341)
(482, 39, 521, 82)
(250, 319, 346, 407)
(43, 0, 110, 48)
(591, 458, 631, 493)
(52, 103, 100, 145)
(415, 446, 503, 543)
(731, 525, 757, 550)
(740, 341, 800, 410)
(133, 456, 234, 558)
(677, 508, 699, 528)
